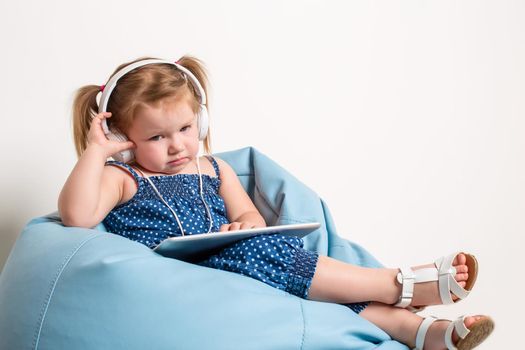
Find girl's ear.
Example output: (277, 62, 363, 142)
(106, 128, 135, 163)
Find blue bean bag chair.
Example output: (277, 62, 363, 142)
(0, 147, 408, 350)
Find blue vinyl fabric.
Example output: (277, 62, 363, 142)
(0, 147, 408, 350)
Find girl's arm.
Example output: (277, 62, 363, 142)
(215, 157, 267, 231)
(58, 112, 135, 228)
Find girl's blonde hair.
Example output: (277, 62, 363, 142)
(72, 55, 211, 158)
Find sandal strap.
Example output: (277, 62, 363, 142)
(396, 252, 473, 309)
(436, 253, 470, 304)
(409, 267, 439, 283)
(395, 266, 440, 308)
(413, 316, 438, 350)
(445, 315, 470, 350)
(395, 267, 415, 307)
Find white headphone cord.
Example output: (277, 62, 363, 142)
(138, 158, 214, 237)
(143, 176, 187, 237)
(196, 158, 214, 233)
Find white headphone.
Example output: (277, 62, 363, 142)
(97, 59, 209, 163)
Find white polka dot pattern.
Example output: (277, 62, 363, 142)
(103, 157, 229, 248)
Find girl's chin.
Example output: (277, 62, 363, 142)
(136, 156, 197, 175)
(137, 163, 187, 176)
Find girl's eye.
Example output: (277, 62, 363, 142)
(181, 125, 191, 132)
(149, 135, 163, 141)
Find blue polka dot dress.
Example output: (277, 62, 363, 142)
(103, 156, 367, 313)
(103, 157, 230, 248)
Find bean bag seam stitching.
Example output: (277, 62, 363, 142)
(32, 232, 104, 349)
(299, 299, 306, 350)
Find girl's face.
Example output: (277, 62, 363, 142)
(126, 95, 200, 175)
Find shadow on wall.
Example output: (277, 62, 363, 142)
(0, 219, 25, 271)
(0, 193, 42, 271)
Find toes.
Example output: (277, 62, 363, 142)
(464, 315, 482, 328)
(453, 253, 467, 266)
(455, 265, 469, 274)
(451, 316, 486, 344)
(451, 281, 467, 300)
(455, 272, 469, 282)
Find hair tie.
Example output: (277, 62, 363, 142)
(99, 84, 105, 92)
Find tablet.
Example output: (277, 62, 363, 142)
(153, 222, 321, 262)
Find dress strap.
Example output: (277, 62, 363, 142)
(205, 156, 220, 177)
(105, 160, 142, 183)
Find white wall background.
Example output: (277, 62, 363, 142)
(1, 0, 523, 348)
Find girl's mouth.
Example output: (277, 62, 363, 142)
(168, 157, 188, 166)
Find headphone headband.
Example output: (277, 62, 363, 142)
(96, 58, 210, 163)
(98, 59, 207, 133)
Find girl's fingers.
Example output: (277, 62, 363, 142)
(240, 222, 255, 230)
(97, 111, 112, 118)
(88, 112, 135, 156)
(221, 222, 242, 231)
(94, 112, 112, 128)
(90, 112, 111, 132)
(91, 112, 112, 125)
(230, 222, 241, 231)
(219, 222, 258, 233)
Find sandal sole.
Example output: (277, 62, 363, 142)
(456, 317, 495, 350)
(463, 253, 478, 292)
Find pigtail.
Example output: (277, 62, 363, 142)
(72, 85, 100, 157)
(177, 55, 212, 154)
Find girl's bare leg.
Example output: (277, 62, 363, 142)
(362, 303, 422, 347)
(360, 302, 485, 350)
(307, 255, 469, 306)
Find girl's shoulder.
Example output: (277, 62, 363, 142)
(104, 161, 140, 183)
(209, 156, 238, 183)
(206, 156, 235, 174)
(196, 155, 217, 177)
(210, 156, 227, 168)
(104, 161, 140, 205)
(200, 155, 235, 179)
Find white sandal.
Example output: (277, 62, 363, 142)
(395, 252, 478, 310)
(413, 315, 494, 350)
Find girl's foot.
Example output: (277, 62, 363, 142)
(414, 315, 494, 350)
(394, 252, 478, 308)
(409, 253, 468, 307)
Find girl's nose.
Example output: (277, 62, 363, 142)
(168, 137, 184, 153)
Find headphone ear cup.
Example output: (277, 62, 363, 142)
(106, 129, 135, 163)
(197, 105, 209, 141)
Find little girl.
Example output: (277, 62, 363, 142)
(58, 56, 494, 350)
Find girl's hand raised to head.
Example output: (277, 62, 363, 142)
(88, 112, 135, 159)
(219, 222, 264, 232)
